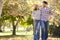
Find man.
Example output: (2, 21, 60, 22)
(40, 1, 53, 40)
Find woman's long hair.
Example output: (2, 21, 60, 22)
(34, 5, 39, 11)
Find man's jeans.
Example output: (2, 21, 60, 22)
(34, 20, 40, 40)
(40, 20, 49, 40)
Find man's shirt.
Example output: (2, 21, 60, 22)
(40, 7, 53, 21)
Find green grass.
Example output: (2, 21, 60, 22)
(0, 31, 33, 36)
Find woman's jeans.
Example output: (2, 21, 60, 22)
(34, 20, 49, 40)
(34, 20, 40, 40)
(40, 20, 49, 40)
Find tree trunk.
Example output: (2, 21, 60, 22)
(0, 20, 2, 32)
(0, 0, 4, 17)
(12, 25, 16, 35)
(0, 26, 2, 32)
(12, 18, 20, 35)
(12, 19, 16, 35)
(0, 0, 3, 32)
(0, 23, 2, 32)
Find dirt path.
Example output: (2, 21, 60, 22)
(0, 36, 60, 40)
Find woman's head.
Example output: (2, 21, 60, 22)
(34, 5, 40, 11)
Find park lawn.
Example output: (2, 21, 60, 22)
(0, 31, 33, 36)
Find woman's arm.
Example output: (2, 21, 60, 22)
(32, 11, 35, 19)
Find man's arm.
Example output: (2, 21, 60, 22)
(49, 8, 53, 15)
(49, 8, 54, 20)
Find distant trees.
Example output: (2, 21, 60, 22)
(49, 0, 60, 37)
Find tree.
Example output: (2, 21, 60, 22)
(2, 0, 32, 35)
(0, 0, 6, 32)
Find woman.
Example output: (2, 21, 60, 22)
(32, 5, 41, 40)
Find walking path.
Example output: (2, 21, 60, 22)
(0, 36, 60, 40)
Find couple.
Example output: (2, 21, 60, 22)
(32, 1, 53, 40)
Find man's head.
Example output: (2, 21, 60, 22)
(42, 1, 48, 7)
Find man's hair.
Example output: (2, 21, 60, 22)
(43, 1, 48, 4)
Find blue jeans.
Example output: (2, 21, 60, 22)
(40, 20, 49, 40)
(34, 20, 40, 40)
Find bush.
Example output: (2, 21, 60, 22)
(49, 25, 60, 37)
